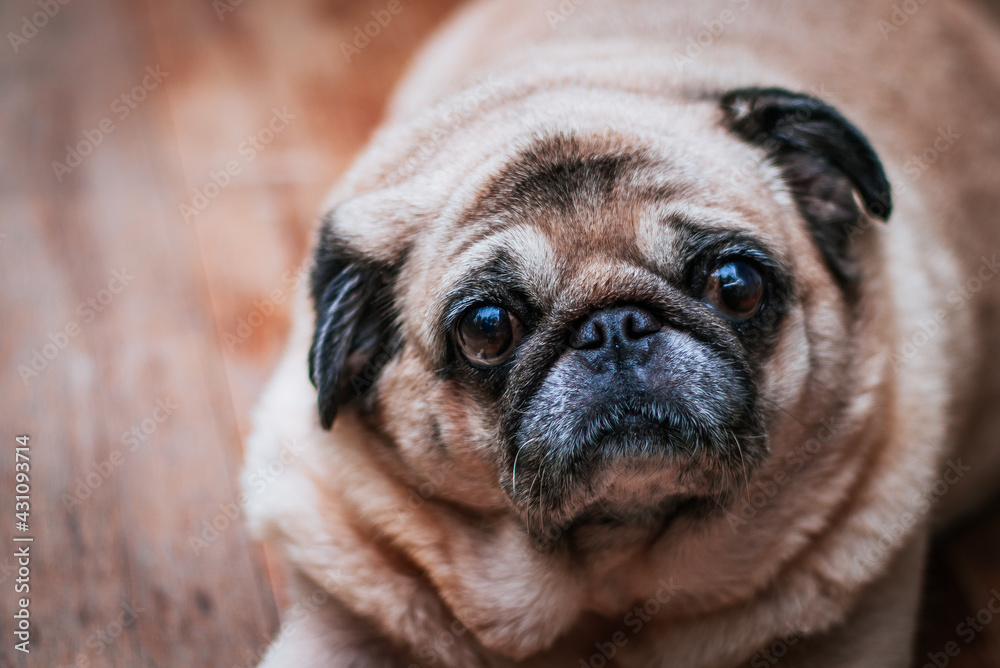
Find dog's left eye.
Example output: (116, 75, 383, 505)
(703, 260, 765, 320)
(455, 304, 523, 367)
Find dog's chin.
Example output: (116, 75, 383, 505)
(518, 466, 723, 552)
(505, 408, 765, 541)
(567, 494, 720, 549)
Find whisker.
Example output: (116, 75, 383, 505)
(512, 441, 528, 496)
(758, 395, 803, 427)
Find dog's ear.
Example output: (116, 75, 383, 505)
(721, 87, 892, 284)
(308, 225, 400, 430)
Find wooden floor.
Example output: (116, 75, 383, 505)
(0, 1, 997, 666)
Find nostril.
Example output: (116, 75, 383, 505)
(623, 309, 660, 340)
(570, 319, 605, 350)
(570, 307, 660, 350)
(623, 313, 639, 340)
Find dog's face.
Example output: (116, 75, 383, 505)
(307, 87, 891, 546)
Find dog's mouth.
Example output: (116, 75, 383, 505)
(574, 492, 715, 528)
(581, 402, 724, 459)
(506, 399, 766, 534)
(497, 315, 768, 536)
(526, 491, 718, 553)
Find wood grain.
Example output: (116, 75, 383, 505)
(0, 0, 996, 666)
(0, 0, 457, 665)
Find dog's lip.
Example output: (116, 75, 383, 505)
(582, 404, 704, 458)
(572, 494, 712, 531)
(655, 496, 713, 536)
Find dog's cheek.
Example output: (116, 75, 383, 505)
(369, 352, 438, 449)
(373, 354, 509, 508)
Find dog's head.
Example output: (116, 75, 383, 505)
(306, 86, 891, 543)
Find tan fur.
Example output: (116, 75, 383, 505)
(245, 1, 1000, 666)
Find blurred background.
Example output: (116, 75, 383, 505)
(0, 0, 998, 666)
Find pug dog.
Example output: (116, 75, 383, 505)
(243, 0, 1000, 666)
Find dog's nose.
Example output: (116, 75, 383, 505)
(569, 306, 662, 361)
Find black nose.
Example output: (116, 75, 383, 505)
(569, 306, 662, 362)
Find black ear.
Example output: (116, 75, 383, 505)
(721, 87, 892, 284)
(308, 226, 400, 430)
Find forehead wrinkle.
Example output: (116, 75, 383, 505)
(501, 225, 562, 303)
(438, 223, 561, 303)
(543, 194, 630, 240)
(637, 202, 784, 274)
(528, 188, 655, 281)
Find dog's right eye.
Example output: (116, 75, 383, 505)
(455, 304, 523, 368)
(703, 260, 766, 321)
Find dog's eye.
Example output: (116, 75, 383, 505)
(704, 260, 765, 320)
(455, 304, 523, 367)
